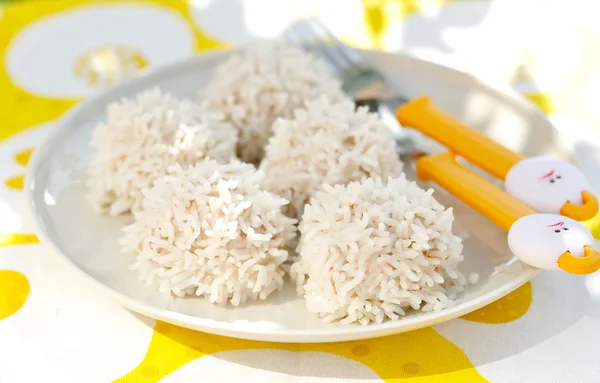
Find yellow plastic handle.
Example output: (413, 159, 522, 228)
(416, 152, 537, 232)
(396, 96, 525, 180)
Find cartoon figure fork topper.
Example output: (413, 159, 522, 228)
(505, 157, 597, 220)
(508, 215, 600, 273)
(396, 97, 600, 274)
(415, 152, 600, 274)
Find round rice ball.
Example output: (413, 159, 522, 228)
(202, 44, 346, 164)
(87, 88, 237, 216)
(121, 160, 297, 306)
(260, 95, 404, 218)
(290, 175, 465, 325)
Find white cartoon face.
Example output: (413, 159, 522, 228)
(508, 214, 596, 271)
(505, 156, 589, 214)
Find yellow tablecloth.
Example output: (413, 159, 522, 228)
(2, 0, 600, 382)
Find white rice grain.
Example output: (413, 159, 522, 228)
(87, 88, 237, 216)
(290, 175, 466, 325)
(260, 95, 404, 218)
(121, 160, 297, 306)
(202, 44, 346, 164)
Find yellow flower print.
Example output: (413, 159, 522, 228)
(5, 147, 33, 191)
(114, 285, 532, 381)
(115, 322, 486, 382)
(0, 247, 156, 382)
(5, 176, 23, 191)
(0, 145, 36, 320)
(462, 282, 532, 324)
(5, 3, 196, 98)
(0, 1, 78, 144)
(157, 349, 384, 382)
(73, 45, 148, 88)
(0, 0, 223, 143)
(361, 0, 448, 50)
(0, 269, 29, 321)
(0, 129, 46, 325)
(0, 233, 38, 248)
(1, 145, 39, 247)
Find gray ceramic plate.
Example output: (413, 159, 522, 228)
(26, 49, 563, 343)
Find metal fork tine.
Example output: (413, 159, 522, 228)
(285, 21, 346, 74)
(301, 22, 349, 73)
(284, 19, 415, 156)
(305, 19, 363, 78)
(286, 24, 335, 70)
(283, 23, 306, 50)
(310, 18, 361, 69)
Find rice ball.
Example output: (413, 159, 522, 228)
(121, 160, 297, 306)
(260, 96, 404, 218)
(202, 44, 346, 164)
(87, 88, 237, 216)
(290, 176, 466, 325)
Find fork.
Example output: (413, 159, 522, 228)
(281, 19, 600, 276)
(284, 19, 418, 156)
(284, 19, 540, 176)
(283, 18, 600, 222)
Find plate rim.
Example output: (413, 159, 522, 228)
(25, 48, 540, 343)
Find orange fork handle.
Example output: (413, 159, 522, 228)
(416, 152, 537, 232)
(397, 96, 526, 180)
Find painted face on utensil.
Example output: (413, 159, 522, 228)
(505, 157, 595, 219)
(508, 213, 600, 273)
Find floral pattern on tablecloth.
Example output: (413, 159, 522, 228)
(1, 1, 600, 382)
